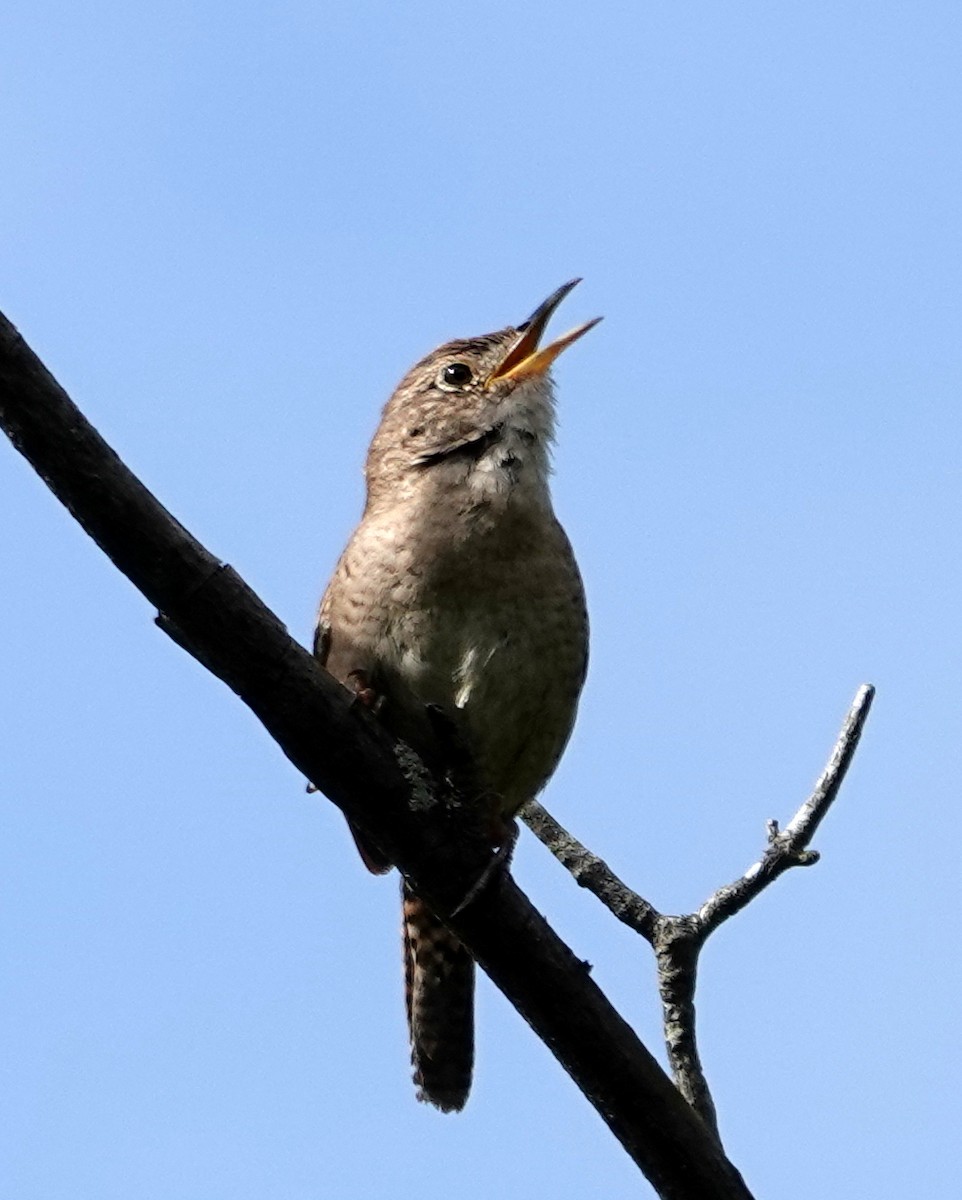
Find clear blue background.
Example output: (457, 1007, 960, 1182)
(2, 4, 959, 1197)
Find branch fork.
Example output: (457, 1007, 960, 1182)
(525, 683, 874, 1140)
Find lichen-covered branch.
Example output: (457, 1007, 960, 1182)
(522, 800, 659, 939)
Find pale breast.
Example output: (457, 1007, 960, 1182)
(321, 504, 587, 815)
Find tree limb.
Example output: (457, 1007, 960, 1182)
(0, 310, 754, 1200)
(525, 686, 875, 1140)
(522, 800, 660, 939)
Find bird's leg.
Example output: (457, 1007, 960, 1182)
(423, 703, 518, 915)
(450, 814, 519, 917)
(424, 704, 476, 793)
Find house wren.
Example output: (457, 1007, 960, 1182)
(316, 280, 598, 1111)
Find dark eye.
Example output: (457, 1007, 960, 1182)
(441, 362, 473, 387)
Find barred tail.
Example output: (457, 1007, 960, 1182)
(402, 882, 474, 1112)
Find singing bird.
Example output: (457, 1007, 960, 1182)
(316, 280, 598, 1111)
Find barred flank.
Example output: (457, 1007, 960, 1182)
(402, 882, 475, 1112)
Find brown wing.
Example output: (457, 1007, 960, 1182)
(313, 612, 394, 874)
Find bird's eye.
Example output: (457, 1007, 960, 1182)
(441, 362, 473, 388)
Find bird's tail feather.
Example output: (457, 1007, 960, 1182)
(402, 882, 474, 1112)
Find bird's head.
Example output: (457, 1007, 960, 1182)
(366, 280, 601, 503)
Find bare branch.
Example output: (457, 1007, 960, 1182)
(523, 801, 660, 941)
(696, 684, 875, 934)
(653, 923, 719, 1137)
(525, 686, 874, 1147)
(0, 310, 755, 1200)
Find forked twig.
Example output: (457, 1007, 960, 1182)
(524, 684, 875, 1141)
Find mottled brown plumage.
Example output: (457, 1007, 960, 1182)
(316, 281, 597, 1110)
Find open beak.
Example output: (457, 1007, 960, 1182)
(486, 278, 602, 386)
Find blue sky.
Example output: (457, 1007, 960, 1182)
(2, 3, 960, 1197)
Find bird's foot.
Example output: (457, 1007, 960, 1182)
(347, 668, 384, 714)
